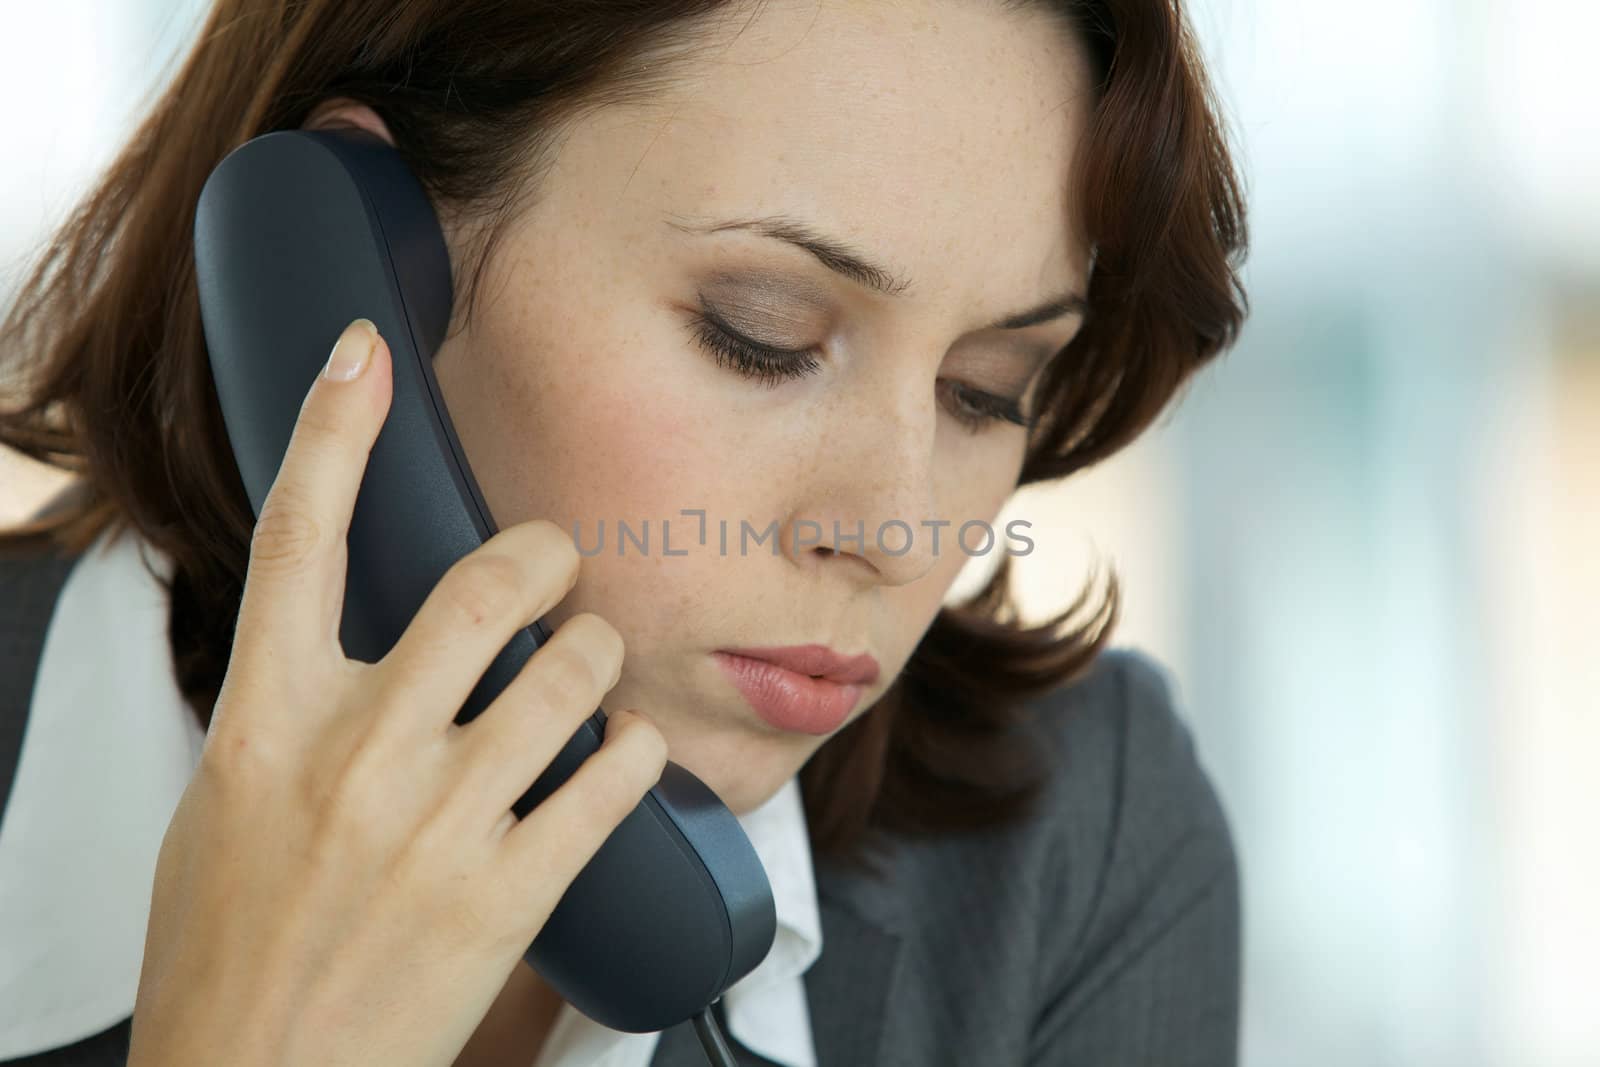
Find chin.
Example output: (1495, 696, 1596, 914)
(678, 750, 802, 818)
(625, 686, 821, 814)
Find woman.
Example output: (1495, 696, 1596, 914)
(0, 0, 1249, 1063)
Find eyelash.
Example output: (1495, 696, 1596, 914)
(687, 309, 1029, 432)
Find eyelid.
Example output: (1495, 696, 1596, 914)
(699, 274, 832, 322)
(691, 311, 1028, 430)
(697, 286, 825, 343)
(698, 275, 1066, 392)
(695, 297, 818, 356)
(702, 265, 1078, 358)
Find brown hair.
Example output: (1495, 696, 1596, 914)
(0, 0, 1247, 874)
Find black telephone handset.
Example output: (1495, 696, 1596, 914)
(192, 127, 776, 1034)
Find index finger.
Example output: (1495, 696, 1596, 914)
(233, 318, 392, 671)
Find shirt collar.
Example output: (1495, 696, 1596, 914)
(533, 772, 824, 1067)
(0, 525, 824, 1066)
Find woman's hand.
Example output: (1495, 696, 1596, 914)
(127, 318, 667, 1067)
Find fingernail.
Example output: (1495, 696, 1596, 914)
(323, 319, 377, 381)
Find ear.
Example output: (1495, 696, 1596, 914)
(301, 99, 396, 146)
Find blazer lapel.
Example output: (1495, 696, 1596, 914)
(801, 894, 904, 1066)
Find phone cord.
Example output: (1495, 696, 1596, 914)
(691, 1000, 738, 1067)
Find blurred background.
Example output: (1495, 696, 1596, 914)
(1, 1, 1594, 1064)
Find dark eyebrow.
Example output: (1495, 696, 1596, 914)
(664, 211, 1088, 331)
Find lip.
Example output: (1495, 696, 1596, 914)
(717, 644, 881, 686)
(711, 645, 879, 735)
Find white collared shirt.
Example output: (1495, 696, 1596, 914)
(0, 524, 823, 1065)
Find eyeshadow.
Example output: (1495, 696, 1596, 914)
(698, 272, 832, 336)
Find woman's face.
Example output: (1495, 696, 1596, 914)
(319, 0, 1093, 815)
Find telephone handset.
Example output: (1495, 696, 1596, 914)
(192, 127, 776, 1034)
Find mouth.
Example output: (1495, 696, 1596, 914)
(716, 644, 881, 685)
(711, 644, 880, 735)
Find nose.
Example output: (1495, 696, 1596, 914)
(780, 373, 944, 588)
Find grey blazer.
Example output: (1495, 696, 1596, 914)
(0, 538, 1241, 1067)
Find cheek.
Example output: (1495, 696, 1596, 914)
(540, 362, 729, 536)
(469, 302, 709, 521)
(925, 424, 1025, 536)
(464, 317, 778, 643)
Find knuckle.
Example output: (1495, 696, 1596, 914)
(595, 714, 667, 808)
(529, 640, 595, 711)
(312, 741, 393, 841)
(200, 692, 289, 779)
(315, 773, 382, 850)
(250, 488, 329, 575)
(294, 391, 348, 445)
(198, 729, 277, 797)
(444, 552, 526, 628)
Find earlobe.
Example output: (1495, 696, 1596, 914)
(300, 98, 395, 147)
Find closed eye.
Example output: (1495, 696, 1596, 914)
(687, 308, 1029, 432)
